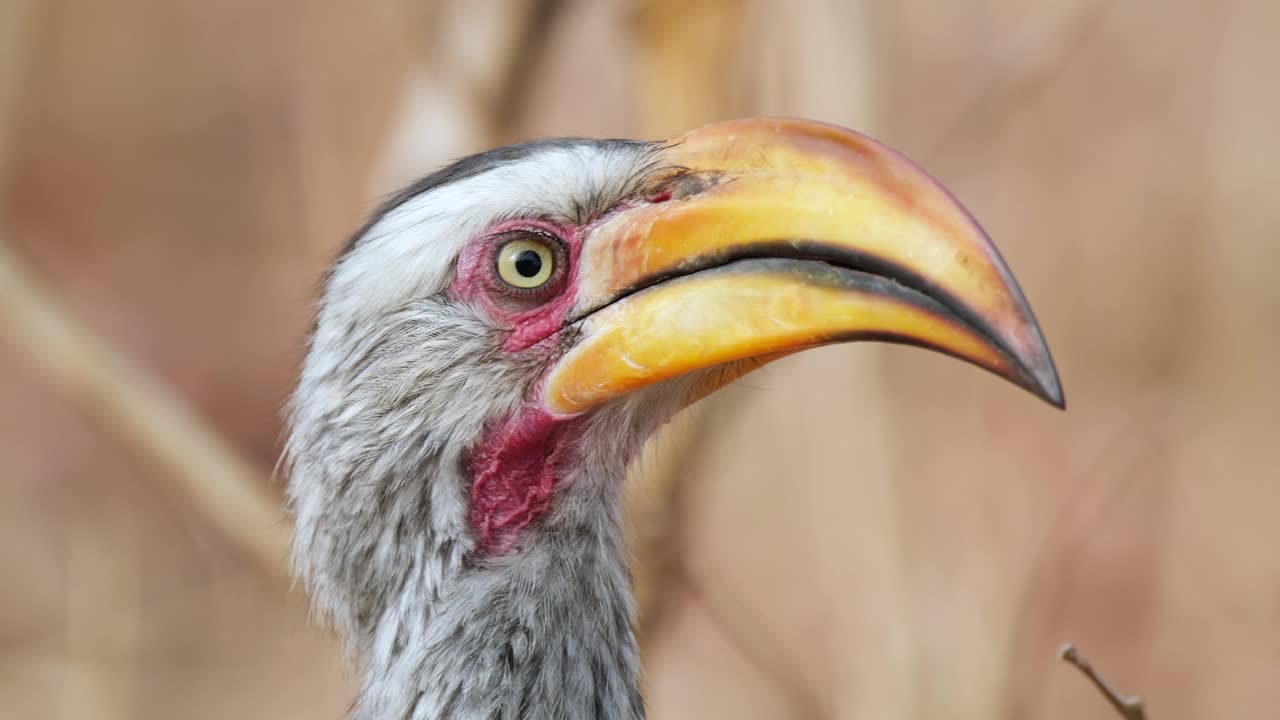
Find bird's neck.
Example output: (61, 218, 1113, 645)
(355, 459, 645, 720)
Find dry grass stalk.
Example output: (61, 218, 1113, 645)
(0, 238, 290, 576)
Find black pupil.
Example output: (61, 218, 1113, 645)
(514, 249, 544, 278)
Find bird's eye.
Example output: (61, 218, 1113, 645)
(496, 237, 556, 289)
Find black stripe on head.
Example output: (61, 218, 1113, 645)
(336, 138, 656, 265)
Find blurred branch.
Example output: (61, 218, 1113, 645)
(0, 238, 290, 576)
(680, 564, 827, 719)
(0, 0, 34, 173)
(1059, 643, 1148, 719)
(997, 392, 1180, 717)
(631, 0, 747, 137)
(628, 0, 747, 652)
(418, 0, 570, 145)
(924, 0, 1114, 164)
(490, 0, 570, 142)
(629, 406, 707, 645)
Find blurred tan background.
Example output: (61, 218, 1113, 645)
(2, 0, 1277, 718)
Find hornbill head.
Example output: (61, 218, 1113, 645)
(286, 118, 1062, 719)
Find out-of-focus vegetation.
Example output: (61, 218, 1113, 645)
(1, 1, 1277, 718)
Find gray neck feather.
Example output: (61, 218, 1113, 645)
(286, 308, 658, 718)
(356, 467, 644, 720)
(287, 289, 684, 718)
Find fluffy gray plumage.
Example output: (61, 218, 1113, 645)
(286, 139, 710, 719)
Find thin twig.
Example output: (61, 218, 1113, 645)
(996, 392, 1179, 718)
(0, 238, 290, 576)
(1059, 643, 1148, 720)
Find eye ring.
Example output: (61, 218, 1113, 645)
(495, 233, 559, 290)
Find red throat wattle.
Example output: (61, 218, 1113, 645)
(466, 407, 581, 555)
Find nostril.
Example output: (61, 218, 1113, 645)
(667, 171, 723, 200)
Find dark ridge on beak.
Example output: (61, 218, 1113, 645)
(567, 240, 1065, 409)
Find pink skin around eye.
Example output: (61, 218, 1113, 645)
(449, 218, 585, 353)
(450, 218, 588, 555)
(453, 203, 667, 555)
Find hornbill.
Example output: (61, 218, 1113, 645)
(286, 117, 1063, 719)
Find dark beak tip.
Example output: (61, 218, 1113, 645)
(1039, 375, 1067, 411)
(1002, 288, 1064, 411)
(1021, 348, 1065, 410)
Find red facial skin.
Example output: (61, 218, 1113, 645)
(465, 407, 579, 554)
(452, 194, 677, 554)
(449, 218, 588, 556)
(449, 218, 584, 353)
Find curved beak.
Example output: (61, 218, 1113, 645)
(543, 117, 1064, 415)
